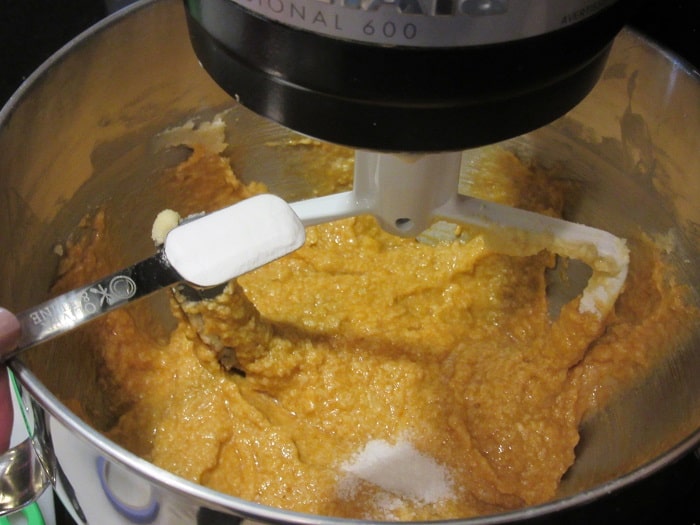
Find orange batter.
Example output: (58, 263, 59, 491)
(50, 142, 697, 520)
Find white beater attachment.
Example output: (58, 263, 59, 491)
(290, 151, 629, 319)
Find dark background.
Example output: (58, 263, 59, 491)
(0, 0, 698, 524)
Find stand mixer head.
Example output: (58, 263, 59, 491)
(183, 0, 626, 151)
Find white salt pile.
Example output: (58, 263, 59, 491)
(341, 438, 453, 505)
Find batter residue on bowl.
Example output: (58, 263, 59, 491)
(50, 139, 697, 520)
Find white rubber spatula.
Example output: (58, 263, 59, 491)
(4, 194, 305, 360)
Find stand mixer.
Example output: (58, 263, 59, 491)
(183, 0, 630, 317)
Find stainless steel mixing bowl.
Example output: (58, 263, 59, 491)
(1, 0, 699, 523)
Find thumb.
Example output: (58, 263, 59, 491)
(0, 367, 12, 452)
(0, 307, 20, 355)
(0, 309, 19, 452)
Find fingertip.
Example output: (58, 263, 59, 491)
(0, 367, 13, 452)
(0, 307, 21, 354)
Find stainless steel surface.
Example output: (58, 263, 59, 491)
(0, 437, 51, 515)
(0, 0, 699, 523)
(196, 0, 616, 48)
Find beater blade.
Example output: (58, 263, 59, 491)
(290, 150, 629, 319)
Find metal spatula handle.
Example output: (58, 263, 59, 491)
(10, 252, 181, 357)
(4, 194, 306, 361)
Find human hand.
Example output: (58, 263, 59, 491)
(0, 307, 21, 452)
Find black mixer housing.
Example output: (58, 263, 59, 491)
(184, 0, 627, 151)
